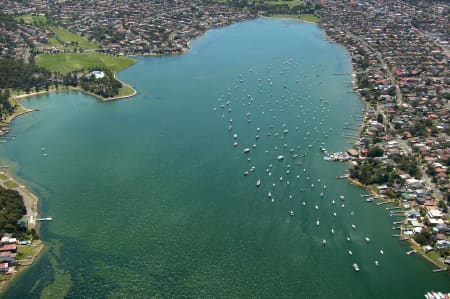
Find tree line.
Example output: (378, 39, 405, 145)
(0, 186, 26, 236)
(0, 58, 52, 92)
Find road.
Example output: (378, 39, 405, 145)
(345, 30, 443, 203)
(345, 31, 403, 105)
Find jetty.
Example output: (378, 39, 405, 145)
(390, 212, 405, 216)
(36, 217, 52, 221)
(406, 250, 417, 255)
(377, 201, 393, 206)
(432, 268, 448, 273)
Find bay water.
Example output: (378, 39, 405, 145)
(1, 19, 448, 298)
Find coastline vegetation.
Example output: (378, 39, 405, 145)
(63, 68, 127, 99)
(271, 13, 320, 22)
(0, 59, 52, 93)
(0, 186, 35, 239)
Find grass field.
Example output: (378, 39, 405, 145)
(117, 85, 135, 98)
(265, 0, 306, 8)
(4, 180, 18, 189)
(49, 26, 98, 49)
(15, 14, 47, 26)
(425, 251, 446, 268)
(36, 53, 136, 74)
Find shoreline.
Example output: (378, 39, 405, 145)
(0, 171, 44, 291)
(316, 20, 449, 271)
(0, 54, 141, 295)
(347, 176, 448, 270)
(102, 73, 137, 102)
(263, 15, 320, 24)
(0, 240, 46, 293)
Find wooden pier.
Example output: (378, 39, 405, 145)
(389, 212, 405, 216)
(376, 201, 393, 206)
(432, 268, 448, 273)
(36, 217, 52, 221)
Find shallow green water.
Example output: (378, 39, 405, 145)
(1, 19, 448, 298)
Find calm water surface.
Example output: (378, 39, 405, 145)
(1, 19, 448, 298)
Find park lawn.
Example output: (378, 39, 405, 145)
(298, 14, 320, 22)
(36, 53, 136, 74)
(117, 85, 135, 98)
(15, 14, 47, 26)
(49, 26, 98, 49)
(271, 14, 320, 22)
(16, 245, 36, 260)
(48, 37, 61, 47)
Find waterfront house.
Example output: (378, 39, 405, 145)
(0, 244, 16, 253)
(0, 263, 8, 273)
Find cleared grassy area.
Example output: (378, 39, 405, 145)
(117, 85, 135, 98)
(36, 53, 136, 74)
(4, 180, 18, 189)
(49, 26, 98, 49)
(265, 0, 305, 8)
(425, 251, 446, 268)
(297, 14, 320, 22)
(15, 14, 47, 26)
(48, 37, 60, 46)
(16, 245, 35, 260)
(0, 174, 9, 180)
(271, 14, 320, 22)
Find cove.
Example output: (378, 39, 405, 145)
(1, 19, 448, 298)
